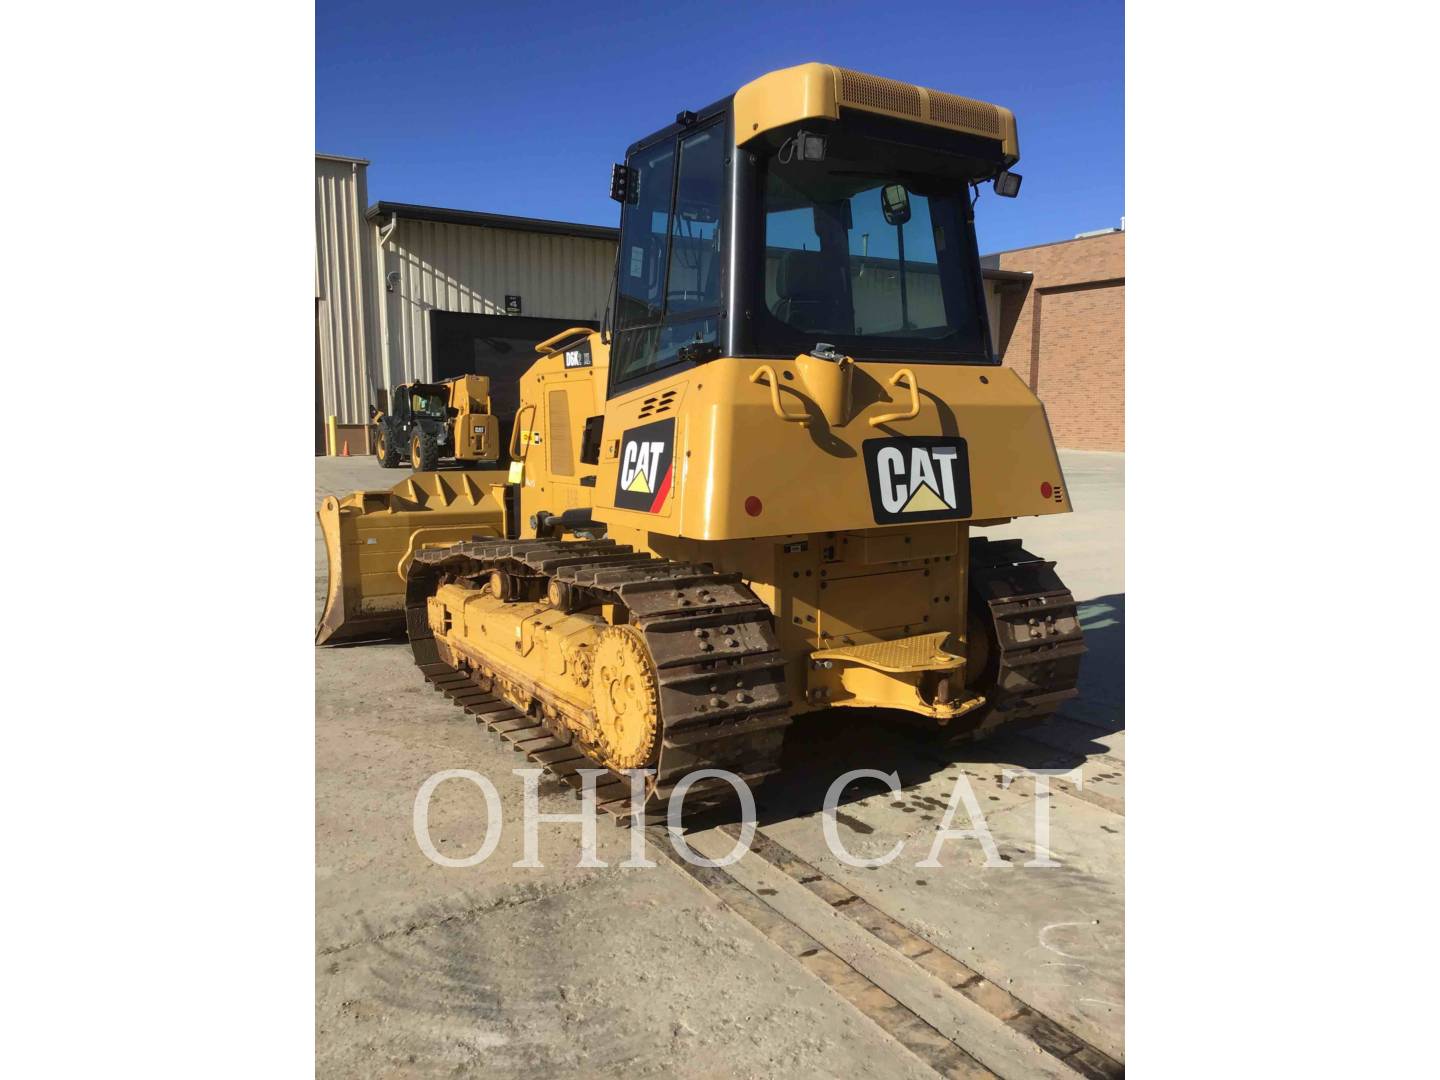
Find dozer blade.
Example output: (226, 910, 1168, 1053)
(316, 470, 508, 645)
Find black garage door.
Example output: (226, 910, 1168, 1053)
(429, 312, 599, 451)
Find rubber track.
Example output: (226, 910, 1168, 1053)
(405, 538, 793, 823)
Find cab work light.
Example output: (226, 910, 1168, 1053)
(794, 130, 827, 162)
(994, 169, 1023, 198)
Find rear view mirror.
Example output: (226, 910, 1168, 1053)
(881, 185, 911, 226)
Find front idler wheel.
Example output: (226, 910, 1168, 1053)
(592, 626, 661, 772)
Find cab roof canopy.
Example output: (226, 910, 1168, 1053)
(733, 62, 1018, 162)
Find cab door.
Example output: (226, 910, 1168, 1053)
(607, 118, 727, 398)
(599, 118, 728, 533)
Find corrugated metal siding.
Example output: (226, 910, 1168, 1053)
(378, 219, 615, 388)
(315, 157, 380, 425)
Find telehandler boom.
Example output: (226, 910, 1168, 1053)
(317, 63, 1085, 820)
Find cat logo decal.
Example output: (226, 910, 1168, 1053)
(614, 418, 674, 513)
(862, 437, 972, 524)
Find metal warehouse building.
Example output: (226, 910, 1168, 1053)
(315, 154, 616, 454)
(314, 154, 382, 453)
(315, 154, 1122, 454)
(370, 202, 614, 403)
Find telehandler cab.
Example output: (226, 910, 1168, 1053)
(318, 63, 1084, 821)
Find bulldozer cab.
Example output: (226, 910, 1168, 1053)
(605, 64, 1014, 402)
(590, 63, 1060, 543)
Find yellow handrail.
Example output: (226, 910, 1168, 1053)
(869, 368, 920, 427)
(534, 326, 595, 355)
(750, 365, 809, 425)
(509, 402, 537, 459)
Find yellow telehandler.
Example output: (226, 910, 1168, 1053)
(317, 63, 1084, 820)
(372, 374, 501, 471)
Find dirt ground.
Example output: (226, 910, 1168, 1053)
(315, 449, 1124, 1078)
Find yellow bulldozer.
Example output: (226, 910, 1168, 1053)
(317, 63, 1084, 820)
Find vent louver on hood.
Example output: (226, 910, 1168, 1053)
(638, 389, 678, 420)
(835, 66, 1005, 140)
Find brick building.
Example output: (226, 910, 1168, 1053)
(983, 230, 1125, 451)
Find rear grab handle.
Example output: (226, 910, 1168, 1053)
(533, 326, 594, 355)
(869, 368, 920, 427)
(750, 365, 809, 425)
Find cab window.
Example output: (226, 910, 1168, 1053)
(752, 125, 993, 363)
(611, 122, 725, 389)
(614, 140, 675, 328)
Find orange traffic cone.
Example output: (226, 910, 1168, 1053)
(341, 439, 350, 456)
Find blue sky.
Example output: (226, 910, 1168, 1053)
(316, 1, 1123, 254)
